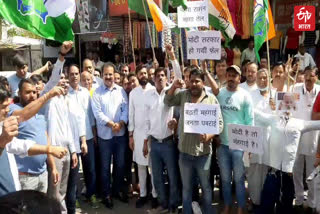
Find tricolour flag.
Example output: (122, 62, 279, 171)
(208, 0, 236, 44)
(147, 0, 176, 32)
(129, 0, 169, 18)
(253, 0, 276, 62)
(0, 0, 76, 43)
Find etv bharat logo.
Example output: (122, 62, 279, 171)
(294, 6, 315, 31)
(16, 0, 73, 24)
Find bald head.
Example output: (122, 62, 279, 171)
(81, 70, 93, 90)
(83, 59, 94, 74)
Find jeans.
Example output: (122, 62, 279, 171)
(259, 170, 295, 214)
(98, 136, 126, 198)
(81, 138, 96, 198)
(150, 137, 179, 209)
(66, 153, 80, 214)
(179, 152, 215, 214)
(217, 145, 246, 208)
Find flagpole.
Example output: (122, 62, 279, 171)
(265, 16, 272, 97)
(179, 32, 185, 74)
(142, 0, 156, 61)
(128, 7, 136, 69)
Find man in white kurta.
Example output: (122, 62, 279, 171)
(247, 69, 276, 207)
(128, 65, 157, 208)
(292, 69, 320, 210)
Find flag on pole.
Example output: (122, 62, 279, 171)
(147, 0, 176, 32)
(253, 0, 276, 62)
(129, 0, 169, 17)
(208, 0, 236, 44)
(0, 0, 76, 43)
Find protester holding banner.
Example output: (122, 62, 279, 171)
(164, 68, 223, 214)
(211, 65, 254, 214)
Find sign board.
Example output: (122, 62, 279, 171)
(187, 30, 221, 60)
(177, 0, 208, 28)
(184, 103, 220, 135)
(228, 124, 264, 154)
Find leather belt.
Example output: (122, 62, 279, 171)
(19, 172, 33, 176)
(151, 135, 173, 143)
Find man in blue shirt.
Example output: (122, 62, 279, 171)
(9, 78, 58, 193)
(91, 62, 129, 209)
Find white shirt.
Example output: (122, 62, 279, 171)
(47, 96, 77, 154)
(239, 82, 258, 97)
(294, 52, 316, 70)
(292, 83, 320, 155)
(92, 76, 103, 90)
(144, 87, 174, 140)
(39, 59, 65, 115)
(7, 72, 31, 97)
(68, 86, 94, 140)
(255, 110, 320, 173)
(41, 59, 65, 96)
(128, 83, 155, 166)
(250, 89, 276, 165)
(0, 123, 35, 191)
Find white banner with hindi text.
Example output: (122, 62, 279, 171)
(184, 103, 220, 135)
(187, 30, 221, 60)
(177, 0, 208, 28)
(228, 124, 264, 154)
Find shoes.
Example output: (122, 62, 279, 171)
(114, 192, 129, 203)
(151, 197, 159, 209)
(104, 197, 114, 209)
(136, 196, 148, 208)
(90, 194, 100, 209)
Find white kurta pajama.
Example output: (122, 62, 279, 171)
(128, 83, 157, 198)
(247, 89, 276, 205)
(128, 83, 155, 166)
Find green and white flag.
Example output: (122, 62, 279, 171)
(253, 0, 275, 62)
(0, 0, 76, 43)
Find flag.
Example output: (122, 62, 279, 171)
(128, 0, 169, 18)
(147, 0, 176, 32)
(208, 0, 236, 44)
(253, 0, 276, 62)
(0, 0, 76, 43)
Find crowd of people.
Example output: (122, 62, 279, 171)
(1, 40, 320, 214)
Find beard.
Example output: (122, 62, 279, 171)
(139, 78, 148, 86)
